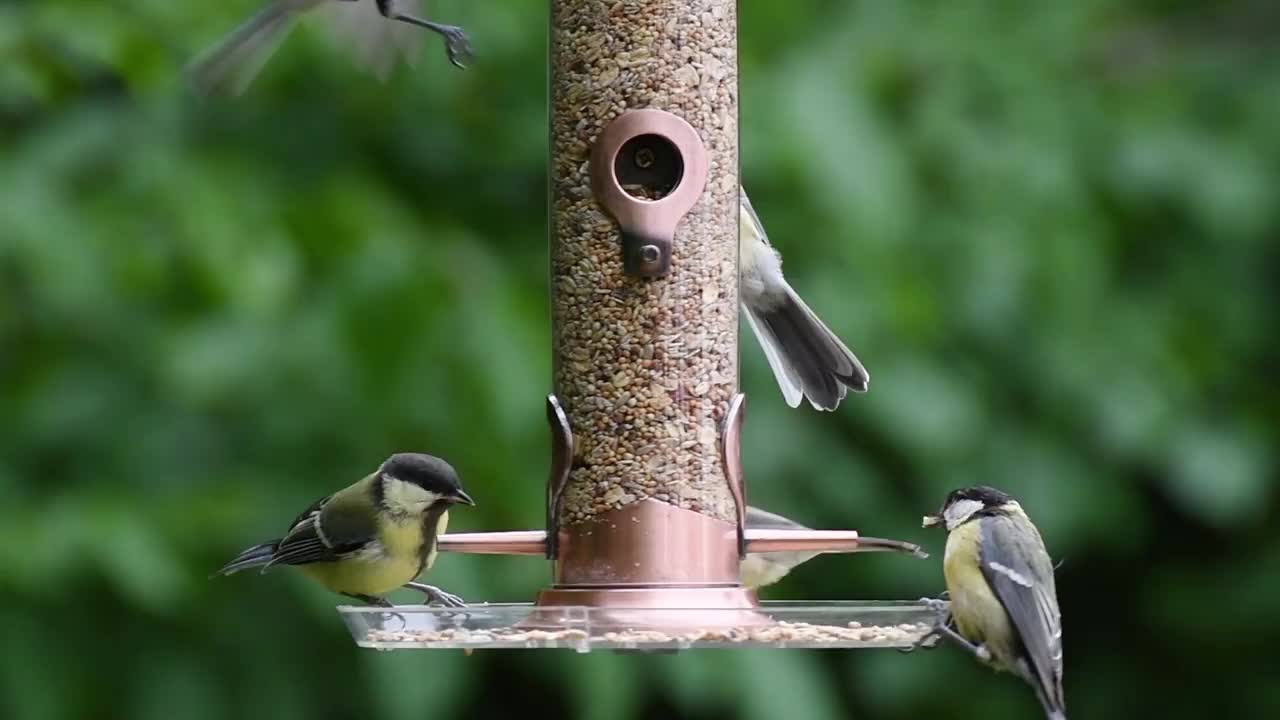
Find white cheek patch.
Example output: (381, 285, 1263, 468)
(988, 561, 1033, 588)
(383, 477, 440, 509)
(944, 499, 985, 530)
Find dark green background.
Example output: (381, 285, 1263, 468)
(2, 1, 1277, 719)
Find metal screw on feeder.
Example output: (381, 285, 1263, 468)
(593, 110, 706, 277)
(337, 0, 945, 652)
(638, 245, 662, 264)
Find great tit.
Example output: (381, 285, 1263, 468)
(187, 0, 471, 98)
(921, 486, 1067, 720)
(740, 189, 870, 411)
(215, 452, 475, 607)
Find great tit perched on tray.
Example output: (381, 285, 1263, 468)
(920, 486, 1067, 720)
(187, 0, 471, 97)
(215, 452, 475, 608)
(740, 189, 871, 411)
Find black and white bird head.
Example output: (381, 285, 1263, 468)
(377, 453, 474, 512)
(922, 485, 1018, 532)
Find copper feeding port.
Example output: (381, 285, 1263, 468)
(589, 109, 709, 278)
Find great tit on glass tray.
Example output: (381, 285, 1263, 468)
(215, 452, 475, 608)
(186, 0, 471, 97)
(740, 189, 870, 411)
(919, 486, 1067, 720)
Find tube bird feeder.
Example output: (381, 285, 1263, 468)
(339, 0, 942, 652)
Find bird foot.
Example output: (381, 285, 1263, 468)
(918, 596, 951, 618)
(403, 582, 467, 608)
(898, 629, 942, 654)
(374, 0, 472, 69)
(435, 25, 473, 69)
(343, 593, 407, 629)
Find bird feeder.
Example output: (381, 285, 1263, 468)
(339, 0, 939, 652)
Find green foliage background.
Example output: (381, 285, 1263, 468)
(2, 1, 1278, 719)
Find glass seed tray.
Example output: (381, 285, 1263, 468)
(339, 600, 946, 653)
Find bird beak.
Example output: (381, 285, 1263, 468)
(451, 488, 476, 506)
(921, 514, 942, 529)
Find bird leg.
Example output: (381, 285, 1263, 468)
(908, 597, 1000, 664)
(934, 622, 993, 664)
(370, 0, 473, 68)
(344, 592, 395, 607)
(899, 596, 950, 653)
(403, 582, 467, 608)
(344, 593, 407, 628)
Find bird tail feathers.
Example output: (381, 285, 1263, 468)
(743, 284, 869, 411)
(213, 541, 279, 577)
(186, 2, 302, 98)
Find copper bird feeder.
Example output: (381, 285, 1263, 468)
(338, 0, 941, 651)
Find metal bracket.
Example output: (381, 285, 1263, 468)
(545, 394, 574, 560)
(589, 109, 709, 278)
(720, 392, 747, 559)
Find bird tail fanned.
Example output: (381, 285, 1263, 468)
(186, 2, 303, 98)
(742, 284, 869, 412)
(213, 542, 279, 577)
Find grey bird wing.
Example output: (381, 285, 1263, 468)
(266, 489, 377, 567)
(980, 515, 1066, 715)
(746, 506, 809, 530)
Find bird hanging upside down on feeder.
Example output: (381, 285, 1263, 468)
(215, 452, 475, 608)
(917, 486, 1068, 720)
(740, 189, 871, 411)
(187, 0, 472, 97)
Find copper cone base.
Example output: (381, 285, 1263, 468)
(519, 501, 767, 629)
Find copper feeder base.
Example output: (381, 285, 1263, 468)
(522, 501, 769, 629)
